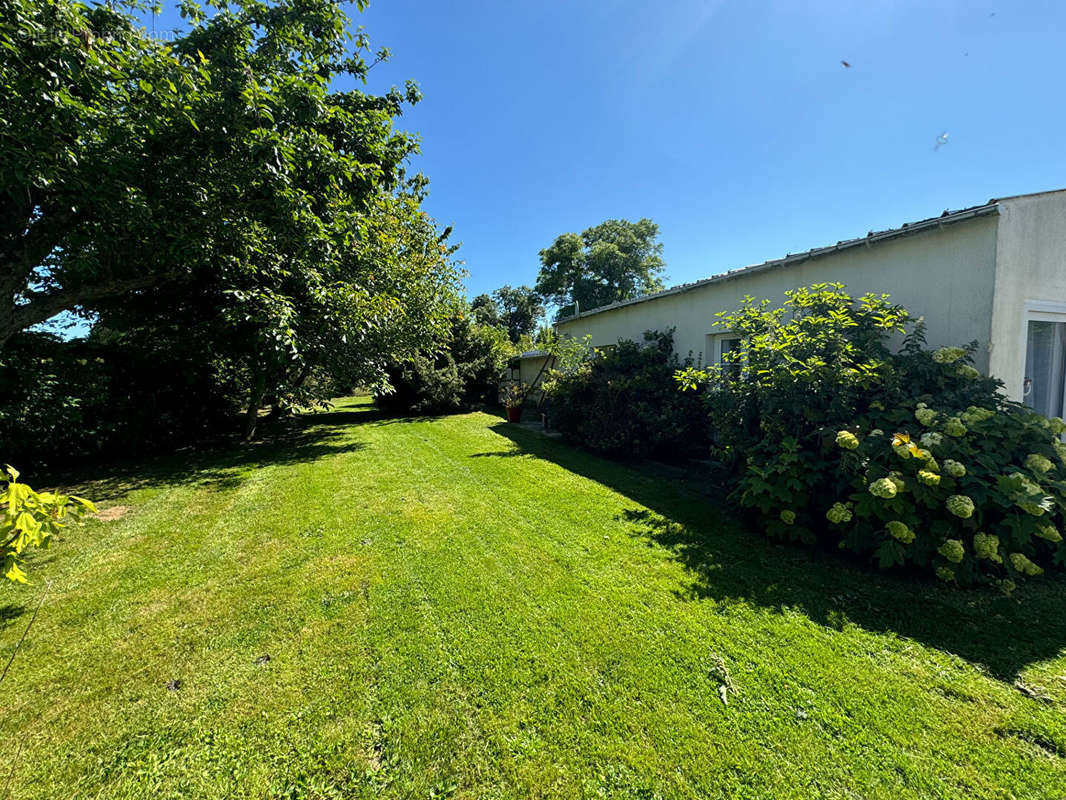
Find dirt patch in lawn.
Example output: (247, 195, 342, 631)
(94, 505, 131, 522)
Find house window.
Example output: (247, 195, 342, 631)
(1024, 319, 1066, 419)
(718, 336, 741, 366)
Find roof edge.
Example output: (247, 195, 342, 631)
(555, 201, 1001, 324)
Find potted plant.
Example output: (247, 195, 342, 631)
(500, 381, 528, 422)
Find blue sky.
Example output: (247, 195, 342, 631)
(349, 0, 1066, 298)
(145, 0, 1066, 299)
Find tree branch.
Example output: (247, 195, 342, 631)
(0, 271, 176, 346)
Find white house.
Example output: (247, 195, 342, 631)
(546, 189, 1066, 420)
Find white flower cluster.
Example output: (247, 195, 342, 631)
(946, 495, 974, 518)
(914, 403, 937, 426)
(886, 520, 914, 544)
(932, 347, 967, 364)
(868, 478, 897, 499)
(826, 502, 853, 524)
(960, 406, 994, 426)
(943, 459, 966, 478)
(973, 532, 1001, 562)
(938, 539, 965, 563)
(920, 432, 943, 448)
(1009, 552, 1043, 576)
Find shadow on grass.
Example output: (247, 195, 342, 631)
(469, 451, 536, 458)
(56, 399, 436, 503)
(0, 604, 27, 632)
(489, 422, 1066, 681)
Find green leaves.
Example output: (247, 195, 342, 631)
(3, 0, 462, 443)
(1, 466, 95, 583)
(536, 219, 666, 313)
(691, 283, 1066, 590)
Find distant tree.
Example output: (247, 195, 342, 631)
(535, 219, 666, 314)
(470, 294, 501, 328)
(492, 285, 544, 343)
(374, 312, 511, 414)
(534, 324, 555, 348)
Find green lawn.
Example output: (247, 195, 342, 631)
(3, 397, 1066, 799)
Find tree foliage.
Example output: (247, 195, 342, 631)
(491, 285, 544, 344)
(470, 293, 501, 328)
(535, 219, 666, 314)
(374, 311, 511, 415)
(1, 465, 94, 583)
(1, 0, 463, 441)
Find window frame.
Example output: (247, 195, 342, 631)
(1021, 300, 1066, 422)
(704, 331, 742, 376)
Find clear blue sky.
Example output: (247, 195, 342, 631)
(351, 0, 1066, 298)
(148, 0, 1066, 299)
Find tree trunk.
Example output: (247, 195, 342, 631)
(242, 367, 268, 442)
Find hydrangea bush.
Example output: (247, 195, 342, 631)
(677, 284, 1066, 591)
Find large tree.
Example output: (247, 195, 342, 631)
(1, 0, 462, 437)
(535, 218, 666, 314)
(469, 293, 501, 328)
(0, 0, 445, 344)
(492, 284, 544, 344)
(92, 184, 461, 439)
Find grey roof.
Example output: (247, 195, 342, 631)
(555, 194, 1023, 323)
(517, 349, 549, 359)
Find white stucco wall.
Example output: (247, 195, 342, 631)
(503, 354, 553, 405)
(988, 191, 1066, 402)
(556, 213, 1001, 374)
(519, 355, 552, 389)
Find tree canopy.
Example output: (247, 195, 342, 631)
(470, 293, 501, 328)
(1, 0, 462, 440)
(491, 285, 544, 344)
(535, 218, 666, 314)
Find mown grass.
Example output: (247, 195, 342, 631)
(2, 396, 1066, 799)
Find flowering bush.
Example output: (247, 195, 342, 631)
(677, 284, 1066, 590)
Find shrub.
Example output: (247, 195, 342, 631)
(677, 283, 1066, 590)
(375, 314, 510, 415)
(1, 466, 95, 583)
(0, 331, 242, 470)
(500, 381, 529, 409)
(545, 330, 709, 460)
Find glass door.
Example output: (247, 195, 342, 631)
(1024, 319, 1066, 418)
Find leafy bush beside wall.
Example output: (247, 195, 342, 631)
(677, 283, 1066, 590)
(545, 330, 709, 460)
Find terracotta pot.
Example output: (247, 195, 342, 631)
(506, 406, 522, 423)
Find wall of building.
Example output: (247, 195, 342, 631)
(519, 355, 552, 390)
(503, 353, 553, 406)
(989, 191, 1066, 402)
(556, 213, 1000, 373)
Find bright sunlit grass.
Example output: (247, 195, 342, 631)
(2, 396, 1065, 798)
